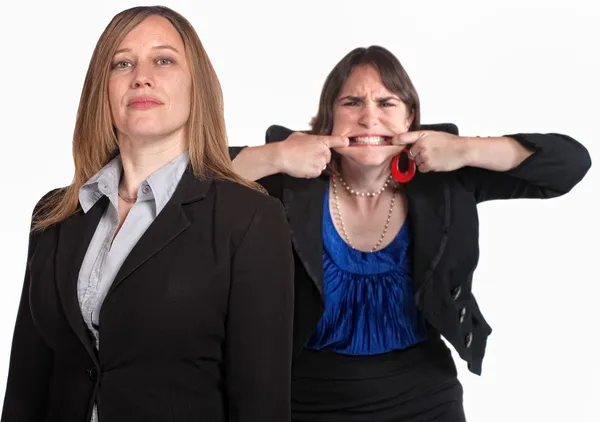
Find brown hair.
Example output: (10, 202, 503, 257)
(310, 45, 421, 135)
(33, 5, 262, 231)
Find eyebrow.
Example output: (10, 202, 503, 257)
(338, 95, 400, 102)
(114, 44, 181, 55)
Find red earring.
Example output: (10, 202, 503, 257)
(391, 148, 416, 183)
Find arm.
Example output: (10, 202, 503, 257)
(458, 133, 592, 202)
(397, 130, 591, 202)
(1, 198, 55, 422)
(226, 197, 294, 422)
(231, 143, 284, 181)
(229, 124, 455, 181)
(230, 126, 348, 181)
(462, 136, 534, 172)
(228, 125, 295, 181)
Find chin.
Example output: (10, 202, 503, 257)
(335, 145, 401, 168)
(124, 121, 177, 139)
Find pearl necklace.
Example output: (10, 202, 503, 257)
(338, 174, 392, 197)
(332, 175, 396, 252)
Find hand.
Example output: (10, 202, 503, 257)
(275, 132, 349, 178)
(391, 130, 469, 173)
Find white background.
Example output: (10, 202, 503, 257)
(0, 0, 598, 420)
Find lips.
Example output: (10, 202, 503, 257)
(128, 96, 163, 110)
(348, 136, 392, 146)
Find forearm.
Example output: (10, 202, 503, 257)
(462, 136, 535, 172)
(231, 143, 282, 181)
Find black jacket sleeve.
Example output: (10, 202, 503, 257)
(225, 196, 295, 422)
(1, 192, 58, 422)
(457, 133, 591, 202)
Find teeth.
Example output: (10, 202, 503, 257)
(352, 136, 387, 145)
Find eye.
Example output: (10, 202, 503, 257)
(342, 101, 359, 107)
(112, 61, 132, 69)
(380, 102, 395, 107)
(157, 58, 174, 65)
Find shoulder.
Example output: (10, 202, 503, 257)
(33, 188, 65, 213)
(26, 188, 66, 259)
(212, 179, 281, 207)
(407, 170, 463, 195)
(210, 179, 286, 223)
(208, 180, 287, 250)
(31, 187, 69, 228)
(405, 171, 478, 215)
(265, 125, 294, 144)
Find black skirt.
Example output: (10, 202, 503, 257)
(291, 338, 466, 422)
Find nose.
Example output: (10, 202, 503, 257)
(130, 63, 155, 89)
(358, 103, 379, 128)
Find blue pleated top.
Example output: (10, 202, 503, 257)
(305, 184, 428, 355)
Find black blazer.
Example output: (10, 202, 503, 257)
(230, 124, 591, 375)
(1, 170, 295, 422)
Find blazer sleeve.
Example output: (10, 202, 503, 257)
(457, 133, 591, 202)
(1, 193, 56, 422)
(225, 197, 294, 422)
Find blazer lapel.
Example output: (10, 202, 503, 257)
(106, 170, 211, 297)
(283, 174, 328, 297)
(54, 171, 211, 360)
(55, 198, 107, 362)
(405, 172, 451, 305)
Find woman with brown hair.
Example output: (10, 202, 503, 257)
(1, 6, 294, 422)
(231, 45, 591, 421)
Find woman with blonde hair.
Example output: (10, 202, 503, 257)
(1, 6, 294, 422)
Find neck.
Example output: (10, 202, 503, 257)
(117, 131, 187, 198)
(338, 159, 392, 194)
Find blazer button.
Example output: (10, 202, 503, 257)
(451, 286, 462, 300)
(88, 367, 98, 382)
(465, 332, 473, 348)
(459, 307, 467, 323)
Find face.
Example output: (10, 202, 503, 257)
(108, 15, 192, 143)
(331, 65, 413, 168)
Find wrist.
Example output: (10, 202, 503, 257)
(459, 136, 480, 167)
(266, 141, 286, 174)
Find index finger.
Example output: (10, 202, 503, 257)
(392, 131, 424, 146)
(320, 135, 350, 148)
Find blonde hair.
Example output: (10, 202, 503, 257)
(34, 5, 262, 231)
